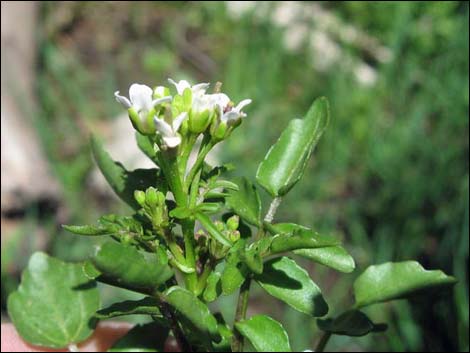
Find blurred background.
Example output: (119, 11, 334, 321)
(1, 1, 468, 351)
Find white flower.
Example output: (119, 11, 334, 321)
(220, 99, 252, 124)
(114, 83, 171, 117)
(210, 94, 251, 125)
(168, 78, 210, 97)
(154, 112, 188, 148)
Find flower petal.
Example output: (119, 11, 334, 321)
(129, 83, 153, 112)
(114, 91, 132, 109)
(221, 111, 240, 124)
(152, 96, 172, 106)
(168, 79, 191, 95)
(235, 99, 252, 112)
(192, 82, 210, 96)
(172, 112, 188, 132)
(163, 135, 182, 148)
(208, 93, 231, 108)
(154, 117, 174, 137)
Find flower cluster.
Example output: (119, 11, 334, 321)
(115, 79, 251, 148)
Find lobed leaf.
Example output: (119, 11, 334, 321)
(7, 253, 100, 348)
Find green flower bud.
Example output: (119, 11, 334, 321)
(189, 109, 211, 134)
(134, 190, 146, 207)
(226, 215, 239, 231)
(228, 230, 240, 242)
(145, 187, 159, 206)
(214, 220, 225, 232)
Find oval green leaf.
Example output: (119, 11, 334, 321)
(93, 241, 173, 291)
(235, 315, 291, 352)
(256, 97, 329, 197)
(91, 135, 166, 210)
(225, 177, 262, 226)
(269, 229, 340, 254)
(164, 286, 220, 342)
(354, 261, 457, 308)
(254, 256, 328, 317)
(7, 252, 100, 348)
(95, 297, 161, 320)
(294, 246, 355, 273)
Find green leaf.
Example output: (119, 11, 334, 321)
(256, 97, 329, 197)
(108, 322, 169, 352)
(91, 135, 166, 210)
(164, 286, 220, 342)
(317, 310, 387, 337)
(354, 261, 457, 308)
(235, 315, 291, 352)
(135, 132, 158, 164)
(221, 262, 248, 295)
(269, 229, 340, 254)
(93, 241, 173, 291)
(203, 272, 222, 302)
(62, 224, 117, 236)
(95, 297, 162, 320)
(221, 241, 249, 295)
(294, 246, 355, 273)
(213, 313, 233, 352)
(169, 206, 193, 219)
(83, 261, 101, 279)
(195, 212, 232, 247)
(225, 177, 262, 226)
(7, 252, 100, 348)
(242, 245, 263, 274)
(255, 257, 328, 317)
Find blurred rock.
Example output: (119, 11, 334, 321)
(1, 1, 61, 213)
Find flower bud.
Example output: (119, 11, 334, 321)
(214, 220, 225, 232)
(226, 215, 239, 231)
(228, 230, 240, 242)
(134, 190, 146, 207)
(145, 187, 159, 206)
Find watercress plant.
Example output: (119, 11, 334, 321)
(7, 79, 457, 352)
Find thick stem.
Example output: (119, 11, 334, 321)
(231, 278, 252, 352)
(315, 331, 332, 352)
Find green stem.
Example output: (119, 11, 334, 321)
(182, 219, 198, 292)
(185, 135, 214, 192)
(315, 331, 332, 352)
(189, 169, 201, 209)
(231, 278, 252, 352)
(232, 196, 283, 351)
(178, 134, 197, 177)
(196, 258, 215, 296)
